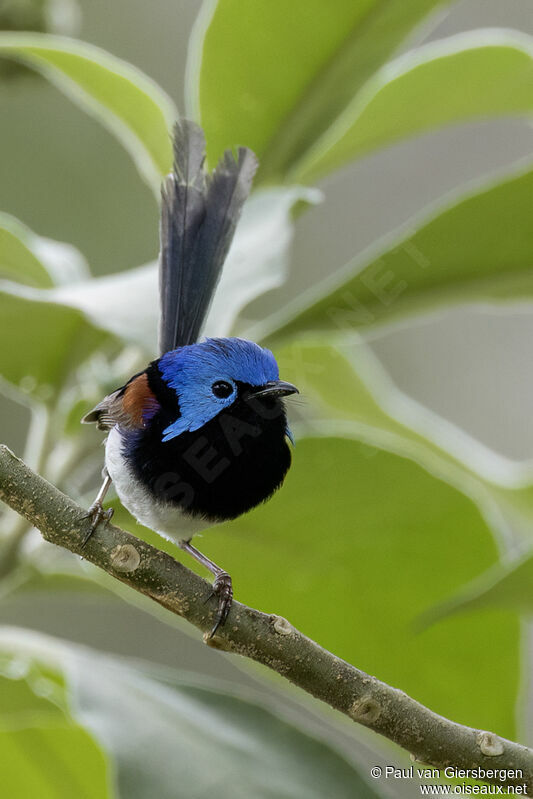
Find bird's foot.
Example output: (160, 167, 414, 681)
(206, 572, 233, 638)
(80, 502, 114, 546)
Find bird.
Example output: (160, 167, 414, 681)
(81, 119, 298, 636)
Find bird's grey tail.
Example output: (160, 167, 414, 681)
(158, 119, 257, 354)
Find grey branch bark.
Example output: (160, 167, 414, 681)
(0, 443, 531, 792)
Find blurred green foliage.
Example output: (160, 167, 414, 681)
(0, 0, 79, 77)
(1, 0, 533, 795)
(0, 630, 379, 799)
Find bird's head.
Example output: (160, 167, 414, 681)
(157, 337, 298, 442)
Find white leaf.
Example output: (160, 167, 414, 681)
(45, 186, 320, 354)
(53, 262, 159, 352)
(204, 186, 321, 338)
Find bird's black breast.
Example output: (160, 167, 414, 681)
(122, 371, 292, 523)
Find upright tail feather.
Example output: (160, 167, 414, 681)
(158, 119, 257, 354)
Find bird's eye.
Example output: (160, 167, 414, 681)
(211, 380, 234, 399)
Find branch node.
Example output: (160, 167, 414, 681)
(110, 543, 141, 573)
(203, 630, 227, 650)
(270, 615, 293, 636)
(349, 695, 381, 724)
(477, 731, 504, 757)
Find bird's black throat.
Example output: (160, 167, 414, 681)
(122, 367, 292, 522)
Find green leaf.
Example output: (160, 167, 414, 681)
(200, 436, 520, 738)
(275, 339, 532, 496)
(296, 31, 533, 182)
(255, 162, 533, 343)
(418, 550, 533, 624)
(274, 338, 533, 544)
(190, 0, 454, 181)
(0, 282, 110, 402)
(0, 33, 176, 194)
(0, 727, 110, 799)
(0, 213, 89, 288)
(0, 629, 383, 799)
(0, 214, 53, 288)
(0, 654, 110, 799)
(0, 663, 65, 722)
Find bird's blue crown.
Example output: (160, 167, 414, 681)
(158, 337, 280, 441)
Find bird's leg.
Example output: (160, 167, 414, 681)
(179, 539, 233, 638)
(81, 469, 114, 546)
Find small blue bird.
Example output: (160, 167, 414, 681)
(82, 120, 298, 635)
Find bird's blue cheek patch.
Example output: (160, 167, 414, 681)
(161, 414, 214, 441)
(161, 391, 234, 442)
(161, 417, 190, 441)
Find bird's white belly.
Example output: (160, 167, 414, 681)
(105, 426, 211, 544)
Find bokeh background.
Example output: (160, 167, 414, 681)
(1, 1, 533, 796)
(2, 0, 533, 454)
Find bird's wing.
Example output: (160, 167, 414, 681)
(81, 373, 159, 431)
(158, 119, 257, 354)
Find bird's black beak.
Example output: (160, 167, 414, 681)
(250, 380, 299, 399)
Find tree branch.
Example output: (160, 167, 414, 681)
(0, 443, 531, 792)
